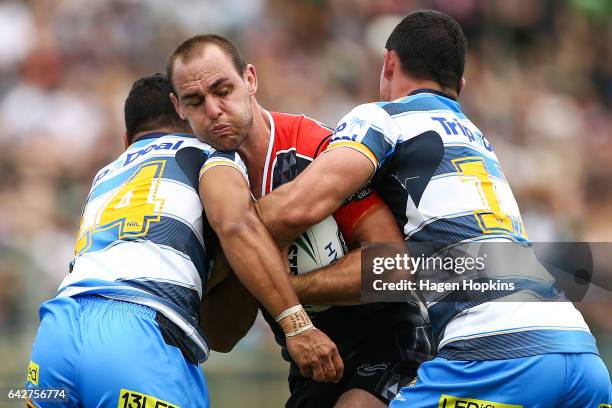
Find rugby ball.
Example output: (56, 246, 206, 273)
(287, 215, 348, 314)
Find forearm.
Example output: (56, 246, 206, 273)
(255, 175, 336, 246)
(291, 249, 363, 305)
(216, 210, 301, 317)
(200, 164, 344, 382)
(290, 201, 405, 306)
(200, 272, 258, 353)
(256, 148, 374, 245)
(200, 166, 302, 319)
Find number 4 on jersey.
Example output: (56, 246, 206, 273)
(97, 160, 166, 238)
(73, 160, 167, 256)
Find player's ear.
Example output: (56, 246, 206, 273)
(459, 77, 466, 94)
(244, 64, 258, 96)
(123, 131, 129, 150)
(382, 49, 394, 80)
(170, 93, 185, 119)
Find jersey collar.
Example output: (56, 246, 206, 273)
(261, 110, 276, 197)
(133, 132, 168, 143)
(408, 88, 457, 101)
(130, 132, 195, 146)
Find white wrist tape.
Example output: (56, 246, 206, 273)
(275, 305, 304, 322)
(276, 304, 314, 338)
(285, 324, 315, 337)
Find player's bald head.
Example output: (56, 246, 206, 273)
(166, 34, 247, 90)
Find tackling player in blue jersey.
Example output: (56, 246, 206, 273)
(25, 73, 343, 407)
(256, 10, 611, 408)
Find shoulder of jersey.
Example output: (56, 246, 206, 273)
(337, 95, 461, 142)
(125, 133, 213, 160)
(92, 134, 211, 186)
(271, 111, 333, 157)
(168, 133, 213, 151)
(344, 93, 455, 119)
(374, 93, 455, 115)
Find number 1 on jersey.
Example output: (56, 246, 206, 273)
(452, 156, 524, 236)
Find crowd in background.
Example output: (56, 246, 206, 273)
(0, 0, 610, 404)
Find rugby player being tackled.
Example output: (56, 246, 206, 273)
(167, 35, 434, 407)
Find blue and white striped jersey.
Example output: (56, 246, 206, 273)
(327, 90, 597, 360)
(58, 132, 247, 363)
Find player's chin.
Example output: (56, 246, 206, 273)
(209, 134, 244, 152)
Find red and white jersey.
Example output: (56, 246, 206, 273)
(261, 111, 331, 195)
(261, 111, 381, 239)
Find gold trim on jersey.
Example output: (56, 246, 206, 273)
(199, 161, 247, 181)
(325, 140, 378, 171)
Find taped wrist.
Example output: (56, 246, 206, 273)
(275, 305, 314, 337)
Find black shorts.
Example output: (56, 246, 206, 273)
(261, 303, 432, 408)
(286, 358, 419, 408)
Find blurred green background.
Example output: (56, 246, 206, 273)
(0, 0, 611, 406)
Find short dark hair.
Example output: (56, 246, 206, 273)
(124, 73, 188, 145)
(166, 34, 247, 89)
(385, 10, 467, 93)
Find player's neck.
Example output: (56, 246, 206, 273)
(236, 102, 271, 199)
(389, 77, 458, 102)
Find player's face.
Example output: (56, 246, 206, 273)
(171, 46, 256, 151)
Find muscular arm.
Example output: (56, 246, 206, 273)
(200, 164, 344, 382)
(256, 148, 374, 246)
(199, 166, 301, 317)
(290, 202, 404, 305)
(200, 251, 258, 353)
